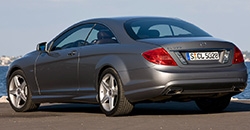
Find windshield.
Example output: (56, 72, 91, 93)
(124, 18, 211, 40)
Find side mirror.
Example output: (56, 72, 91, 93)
(36, 42, 47, 51)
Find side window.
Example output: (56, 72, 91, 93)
(51, 24, 95, 51)
(86, 24, 118, 44)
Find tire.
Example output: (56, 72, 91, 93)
(195, 96, 231, 113)
(98, 68, 133, 116)
(7, 70, 40, 112)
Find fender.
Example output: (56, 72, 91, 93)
(95, 55, 130, 90)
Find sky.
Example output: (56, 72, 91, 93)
(0, 0, 250, 56)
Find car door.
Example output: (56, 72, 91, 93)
(35, 24, 95, 96)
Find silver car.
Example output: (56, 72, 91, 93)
(6, 17, 248, 116)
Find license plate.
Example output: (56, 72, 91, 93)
(186, 52, 219, 61)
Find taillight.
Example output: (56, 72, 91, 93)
(142, 48, 177, 66)
(233, 46, 244, 64)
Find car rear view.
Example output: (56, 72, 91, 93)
(125, 17, 248, 113)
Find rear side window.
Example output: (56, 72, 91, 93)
(124, 18, 211, 40)
(50, 23, 118, 51)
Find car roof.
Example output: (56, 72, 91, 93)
(77, 16, 181, 25)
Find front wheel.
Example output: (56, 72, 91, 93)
(98, 68, 133, 116)
(7, 70, 40, 112)
(195, 96, 231, 113)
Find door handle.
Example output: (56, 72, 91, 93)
(68, 50, 77, 56)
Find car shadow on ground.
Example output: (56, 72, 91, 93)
(37, 100, 250, 116)
(38, 103, 102, 114)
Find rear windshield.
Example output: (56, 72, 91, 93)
(124, 18, 211, 40)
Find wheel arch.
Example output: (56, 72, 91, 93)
(6, 66, 23, 80)
(95, 55, 130, 91)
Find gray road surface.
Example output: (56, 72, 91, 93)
(0, 100, 250, 130)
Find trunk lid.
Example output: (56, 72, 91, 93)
(139, 37, 235, 67)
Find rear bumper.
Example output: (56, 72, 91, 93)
(164, 78, 246, 95)
(122, 64, 248, 102)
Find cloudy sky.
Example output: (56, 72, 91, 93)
(0, 0, 250, 56)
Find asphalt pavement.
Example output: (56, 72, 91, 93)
(0, 100, 250, 130)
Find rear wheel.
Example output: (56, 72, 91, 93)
(98, 68, 133, 116)
(195, 96, 231, 113)
(8, 70, 40, 112)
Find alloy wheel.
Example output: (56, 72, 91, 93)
(9, 75, 28, 108)
(99, 73, 118, 112)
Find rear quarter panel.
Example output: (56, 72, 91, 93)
(78, 42, 158, 92)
